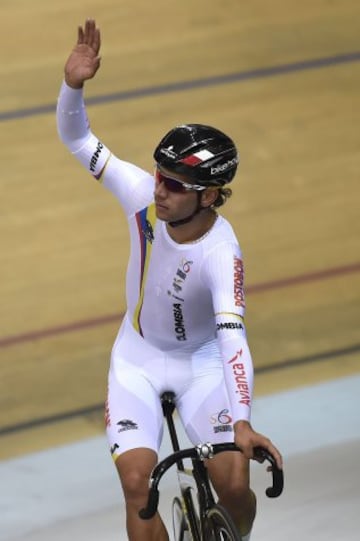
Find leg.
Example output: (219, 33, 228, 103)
(206, 451, 256, 538)
(175, 355, 256, 538)
(115, 448, 169, 541)
(105, 340, 169, 541)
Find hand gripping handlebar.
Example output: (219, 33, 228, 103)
(139, 443, 284, 520)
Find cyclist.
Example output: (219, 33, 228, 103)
(57, 19, 283, 541)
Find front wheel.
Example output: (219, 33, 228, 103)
(203, 504, 242, 541)
(172, 497, 191, 541)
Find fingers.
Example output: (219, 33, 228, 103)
(236, 429, 283, 470)
(84, 19, 101, 53)
(260, 439, 283, 470)
(77, 26, 84, 45)
(77, 19, 101, 55)
(272, 447, 283, 470)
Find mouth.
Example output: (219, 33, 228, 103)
(155, 200, 168, 211)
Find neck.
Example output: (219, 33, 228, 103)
(166, 209, 218, 244)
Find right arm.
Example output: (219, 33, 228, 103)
(56, 19, 154, 214)
(56, 19, 103, 155)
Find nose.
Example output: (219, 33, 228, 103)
(154, 178, 167, 198)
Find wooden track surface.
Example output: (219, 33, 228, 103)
(1, 0, 359, 458)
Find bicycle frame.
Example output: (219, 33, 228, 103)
(162, 391, 218, 540)
(139, 391, 284, 541)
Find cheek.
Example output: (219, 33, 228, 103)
(179, 193, 199, 210)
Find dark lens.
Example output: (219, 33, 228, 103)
(156, 171, 186, 193)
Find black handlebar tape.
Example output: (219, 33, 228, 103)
(139, 489, 159, 520)
(254, 446, 284, 498)
(265, 466, 284, 498)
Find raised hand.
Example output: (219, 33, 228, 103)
(64, 19, 101, 89)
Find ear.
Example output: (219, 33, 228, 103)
(200, 188, 219, 208)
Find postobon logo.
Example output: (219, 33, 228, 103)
(210, 156, 238, 175)
(233, 256, 245, 308)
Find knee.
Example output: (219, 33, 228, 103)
(115, 448, 157, 505)
(118, 466, 151, 502)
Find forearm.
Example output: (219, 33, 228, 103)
(219, 332, 254, 423)
(56, 80, 91, 150)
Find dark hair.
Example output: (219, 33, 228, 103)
(212, 187, 232, 208)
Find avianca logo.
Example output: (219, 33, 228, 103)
(227, 350, 251, 407)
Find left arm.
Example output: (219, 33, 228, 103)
(203, 243, 283, 468)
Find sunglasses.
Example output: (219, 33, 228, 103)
(155, 168, 206, 193)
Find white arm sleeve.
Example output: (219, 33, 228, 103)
(56, 81, 154, 216)
(56, 81, 90, 150)
(202, 243, 254, 422)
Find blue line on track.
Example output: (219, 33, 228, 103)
(1, 51, 360, 122)
(0, 342, 358, 436)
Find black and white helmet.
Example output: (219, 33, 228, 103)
(153, 123, 239, 187)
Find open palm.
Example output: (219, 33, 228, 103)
(65, 19, 101, 88)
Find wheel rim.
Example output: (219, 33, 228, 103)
(204, 505, 241, 541)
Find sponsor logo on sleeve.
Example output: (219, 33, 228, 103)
(216, 321, 244, 331)
(90, 140, 104, 172)
(227, 349, 251, 407)
(233, 256, 245, 308)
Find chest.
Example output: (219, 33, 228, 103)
(146, 235, 206, 303)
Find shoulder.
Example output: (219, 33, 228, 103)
(102, 156, 155, 214)
(204, 215, 241, 255)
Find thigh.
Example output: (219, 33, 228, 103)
(176, 361, 235, 445)
(106, 363, 164, 462)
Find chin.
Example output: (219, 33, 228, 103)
(155, 206, 169, 220)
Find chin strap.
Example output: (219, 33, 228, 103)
(168, 194, 204, 228)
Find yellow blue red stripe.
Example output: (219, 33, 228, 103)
(94, 153, 112, 182)
(133, 204, 156, 335)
